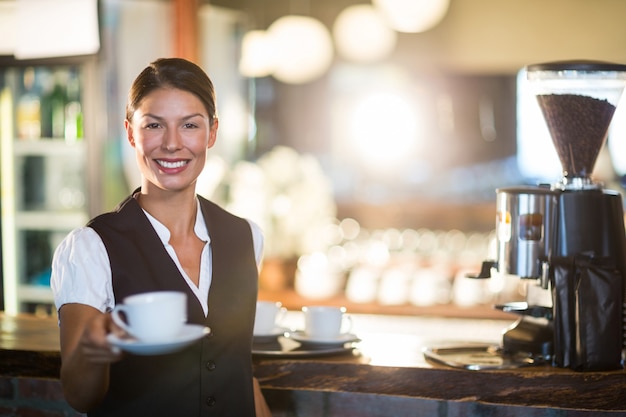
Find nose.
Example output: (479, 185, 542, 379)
(162, 128, 183, 152)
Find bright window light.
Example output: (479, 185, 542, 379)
(516, 69, 561, 182)
(608, 94, 626, 176)
(348, 90, 420, 172)
(15, 0, 100, 59)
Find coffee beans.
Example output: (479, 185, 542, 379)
(536, 94, 616, 178)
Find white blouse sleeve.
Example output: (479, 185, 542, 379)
(246, 219, 265, 269)
(50, 227, 115, 313)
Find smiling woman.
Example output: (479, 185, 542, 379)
(50, 58, 272, 417)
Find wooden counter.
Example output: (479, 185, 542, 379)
(1, 313, 625, 416)
(255, 313, 626, 416)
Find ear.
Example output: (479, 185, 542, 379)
(125, 119, 136, 147)
(207, 118, 219, 149)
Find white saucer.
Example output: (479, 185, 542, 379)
(288, 330, 360, 345)
(253, 327, 288, 343)
(254, 327, 288, 338)
(107, 324, 210, 355)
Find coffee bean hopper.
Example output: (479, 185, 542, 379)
(425, 61, 626, 371)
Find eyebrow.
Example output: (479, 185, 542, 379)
(142, 113, 207, 122)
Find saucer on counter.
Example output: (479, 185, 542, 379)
(253, 327, 288, 343)
(252, 335, 360, 358)
(287, 330, 360, 346)
(107, 324, 210, 356)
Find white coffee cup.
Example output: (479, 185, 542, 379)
(111, 291, 187, 343)
(302, 305, 352, 340)
(254, 301, 286, 336)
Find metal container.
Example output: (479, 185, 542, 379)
(495, 186, 558, 279)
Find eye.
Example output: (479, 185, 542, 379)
(144, 122, 161, 129)
(182, 122, 199, 129)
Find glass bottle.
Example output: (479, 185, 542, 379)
(64, 72, 83, 142)
(50, 70, 68, 139)
(16, 67, 41, 140)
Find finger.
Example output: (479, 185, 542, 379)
(81, 343, 124, 364)
(104, 313, 129, 338)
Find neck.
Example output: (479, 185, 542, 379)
(136, 187, 197, 235)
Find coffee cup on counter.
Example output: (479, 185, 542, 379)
(254, 301, 286, 336)
(111, 291, 187, 343)
(302, 305, 352, 340)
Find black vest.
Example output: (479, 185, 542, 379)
(87, 195, 258, 417)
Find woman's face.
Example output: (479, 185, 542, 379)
(125, 87, 217, 193)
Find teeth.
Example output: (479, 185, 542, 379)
(157, 160, 187, 169)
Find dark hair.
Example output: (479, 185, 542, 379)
(125, 57, 217, 124)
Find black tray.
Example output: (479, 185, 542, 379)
(252, 336, 359, 359)
(423, 343, 541, 370)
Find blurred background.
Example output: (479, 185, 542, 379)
(2, 0, 626, 317)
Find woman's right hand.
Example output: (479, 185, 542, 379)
(58, 304, 124, 412)
(77, 311, 126, 364)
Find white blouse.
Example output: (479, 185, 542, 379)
(50, 200, 264, 317)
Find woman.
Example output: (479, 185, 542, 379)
(51, 58, 271, 417)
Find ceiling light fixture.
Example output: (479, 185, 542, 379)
(372, 0, 450, 33)
(333, 4, 396, 63)
(266, 15, 334, 84)
(239, 29, 275, 78)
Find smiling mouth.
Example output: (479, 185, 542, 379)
(156, 159, 189, 169)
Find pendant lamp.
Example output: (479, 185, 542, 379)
(333, 4, 396, 63)
(267, 15, 334, 84)
(372, 0, 450, 33)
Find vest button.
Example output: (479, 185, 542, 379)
(206, 396, 217, 407)
(206, 360, 217, 371)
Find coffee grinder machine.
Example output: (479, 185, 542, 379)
(471, 61, 626, 371)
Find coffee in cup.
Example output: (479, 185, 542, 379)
(111, 291, 187, 343)
(302, 305, 352, 340)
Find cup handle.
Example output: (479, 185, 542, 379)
(277, 307, 288, 328)
(342, 315, 353, 335)
(111, 305, 133, 336)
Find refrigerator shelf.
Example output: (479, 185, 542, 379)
(15, 211, 88, 231)
(12, 138, 85, 157)
(17, 284, 54, 304)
